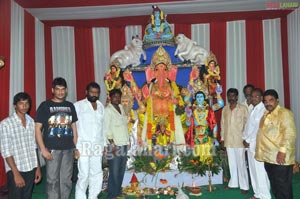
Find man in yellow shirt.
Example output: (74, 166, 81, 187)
(255, 89, 296, 199)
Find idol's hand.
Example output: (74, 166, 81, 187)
(216, 83, 223, 95)
(185, 106, 192, 117)
(123, 70, 133, 82)
(190, 67, 199, 81)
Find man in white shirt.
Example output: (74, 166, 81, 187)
(243, 84, 254, 111)
(243, 88, 271, 199)
(104, 89, 129, 199)
(74, 82, 106, 199)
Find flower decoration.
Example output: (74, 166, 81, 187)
(131, 146, 174, 186)
(132, 148, 173, 174)
(178, 149, 222, 176)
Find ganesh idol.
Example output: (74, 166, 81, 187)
(123, 46, 186, 151)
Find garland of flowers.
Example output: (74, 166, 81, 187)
(168, 102, 175, 132)
(146, 97, 153, 147)
(104, 79, 116, 91)
(104, 67, 121, 91)
(193, 107, 208, 126)
(171, 82, 184, 106)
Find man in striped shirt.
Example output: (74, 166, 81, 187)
(0, 92, 41, 199)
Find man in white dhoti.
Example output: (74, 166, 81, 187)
(74, 82, 106, 199)
(243, 88, 271, 199)
(221, 88, 249, 194)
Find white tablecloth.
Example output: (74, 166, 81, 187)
(122, 169, 223, 187)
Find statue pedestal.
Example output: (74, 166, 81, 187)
(122, 169, 223, 188)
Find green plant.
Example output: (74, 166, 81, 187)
(177, 150, 221, 176)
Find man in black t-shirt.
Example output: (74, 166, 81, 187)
(35, 77, 78, 199)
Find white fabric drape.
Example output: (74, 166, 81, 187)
(288, 8, 300, 162)
(226, 20, 247, 101)
(263, 18, 285, 106)
(191, 24, 210, 52)
(92, 28, 110, 104)
(170, 23, 175, 35)
(51, 26, 77, 102)
(9, 0, 24, 114)
(35, 18, 46, 108)
(125, 25, 142, 44)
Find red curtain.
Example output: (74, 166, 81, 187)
(74, 27, 95, 100)
(141, 24, 146, 39)
(280, 16, 290, 108)
(210, 21, 226, 140)
(0, 155, 5, 186)
(174, 24, 191, 38)
(43, 10, 291, 28)
(0, 0, 10, 187)
(44, 25, 54, 99)
(246, 20, 265, 90)
(109, 26, 125, 56)
(0, 0, 11, 121)
(24, 11, 36, 117)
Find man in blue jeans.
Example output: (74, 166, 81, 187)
(104, 89, 129, 199)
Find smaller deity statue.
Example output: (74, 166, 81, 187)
(154, 119, 173, 147)
(144, 5, 174, 42)
(104, 59, 122, 93)
(120, 84, 136, 133)
(185, 90, 217, 161)
(184, 63, 224, 161)
(203, 52, 221, 96)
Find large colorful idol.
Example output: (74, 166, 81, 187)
(123, 46, 186, 151)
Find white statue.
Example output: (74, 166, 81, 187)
(174, 33, 208, 65)
(110, 35, 147, 69)
(176, 186, 189, 199)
